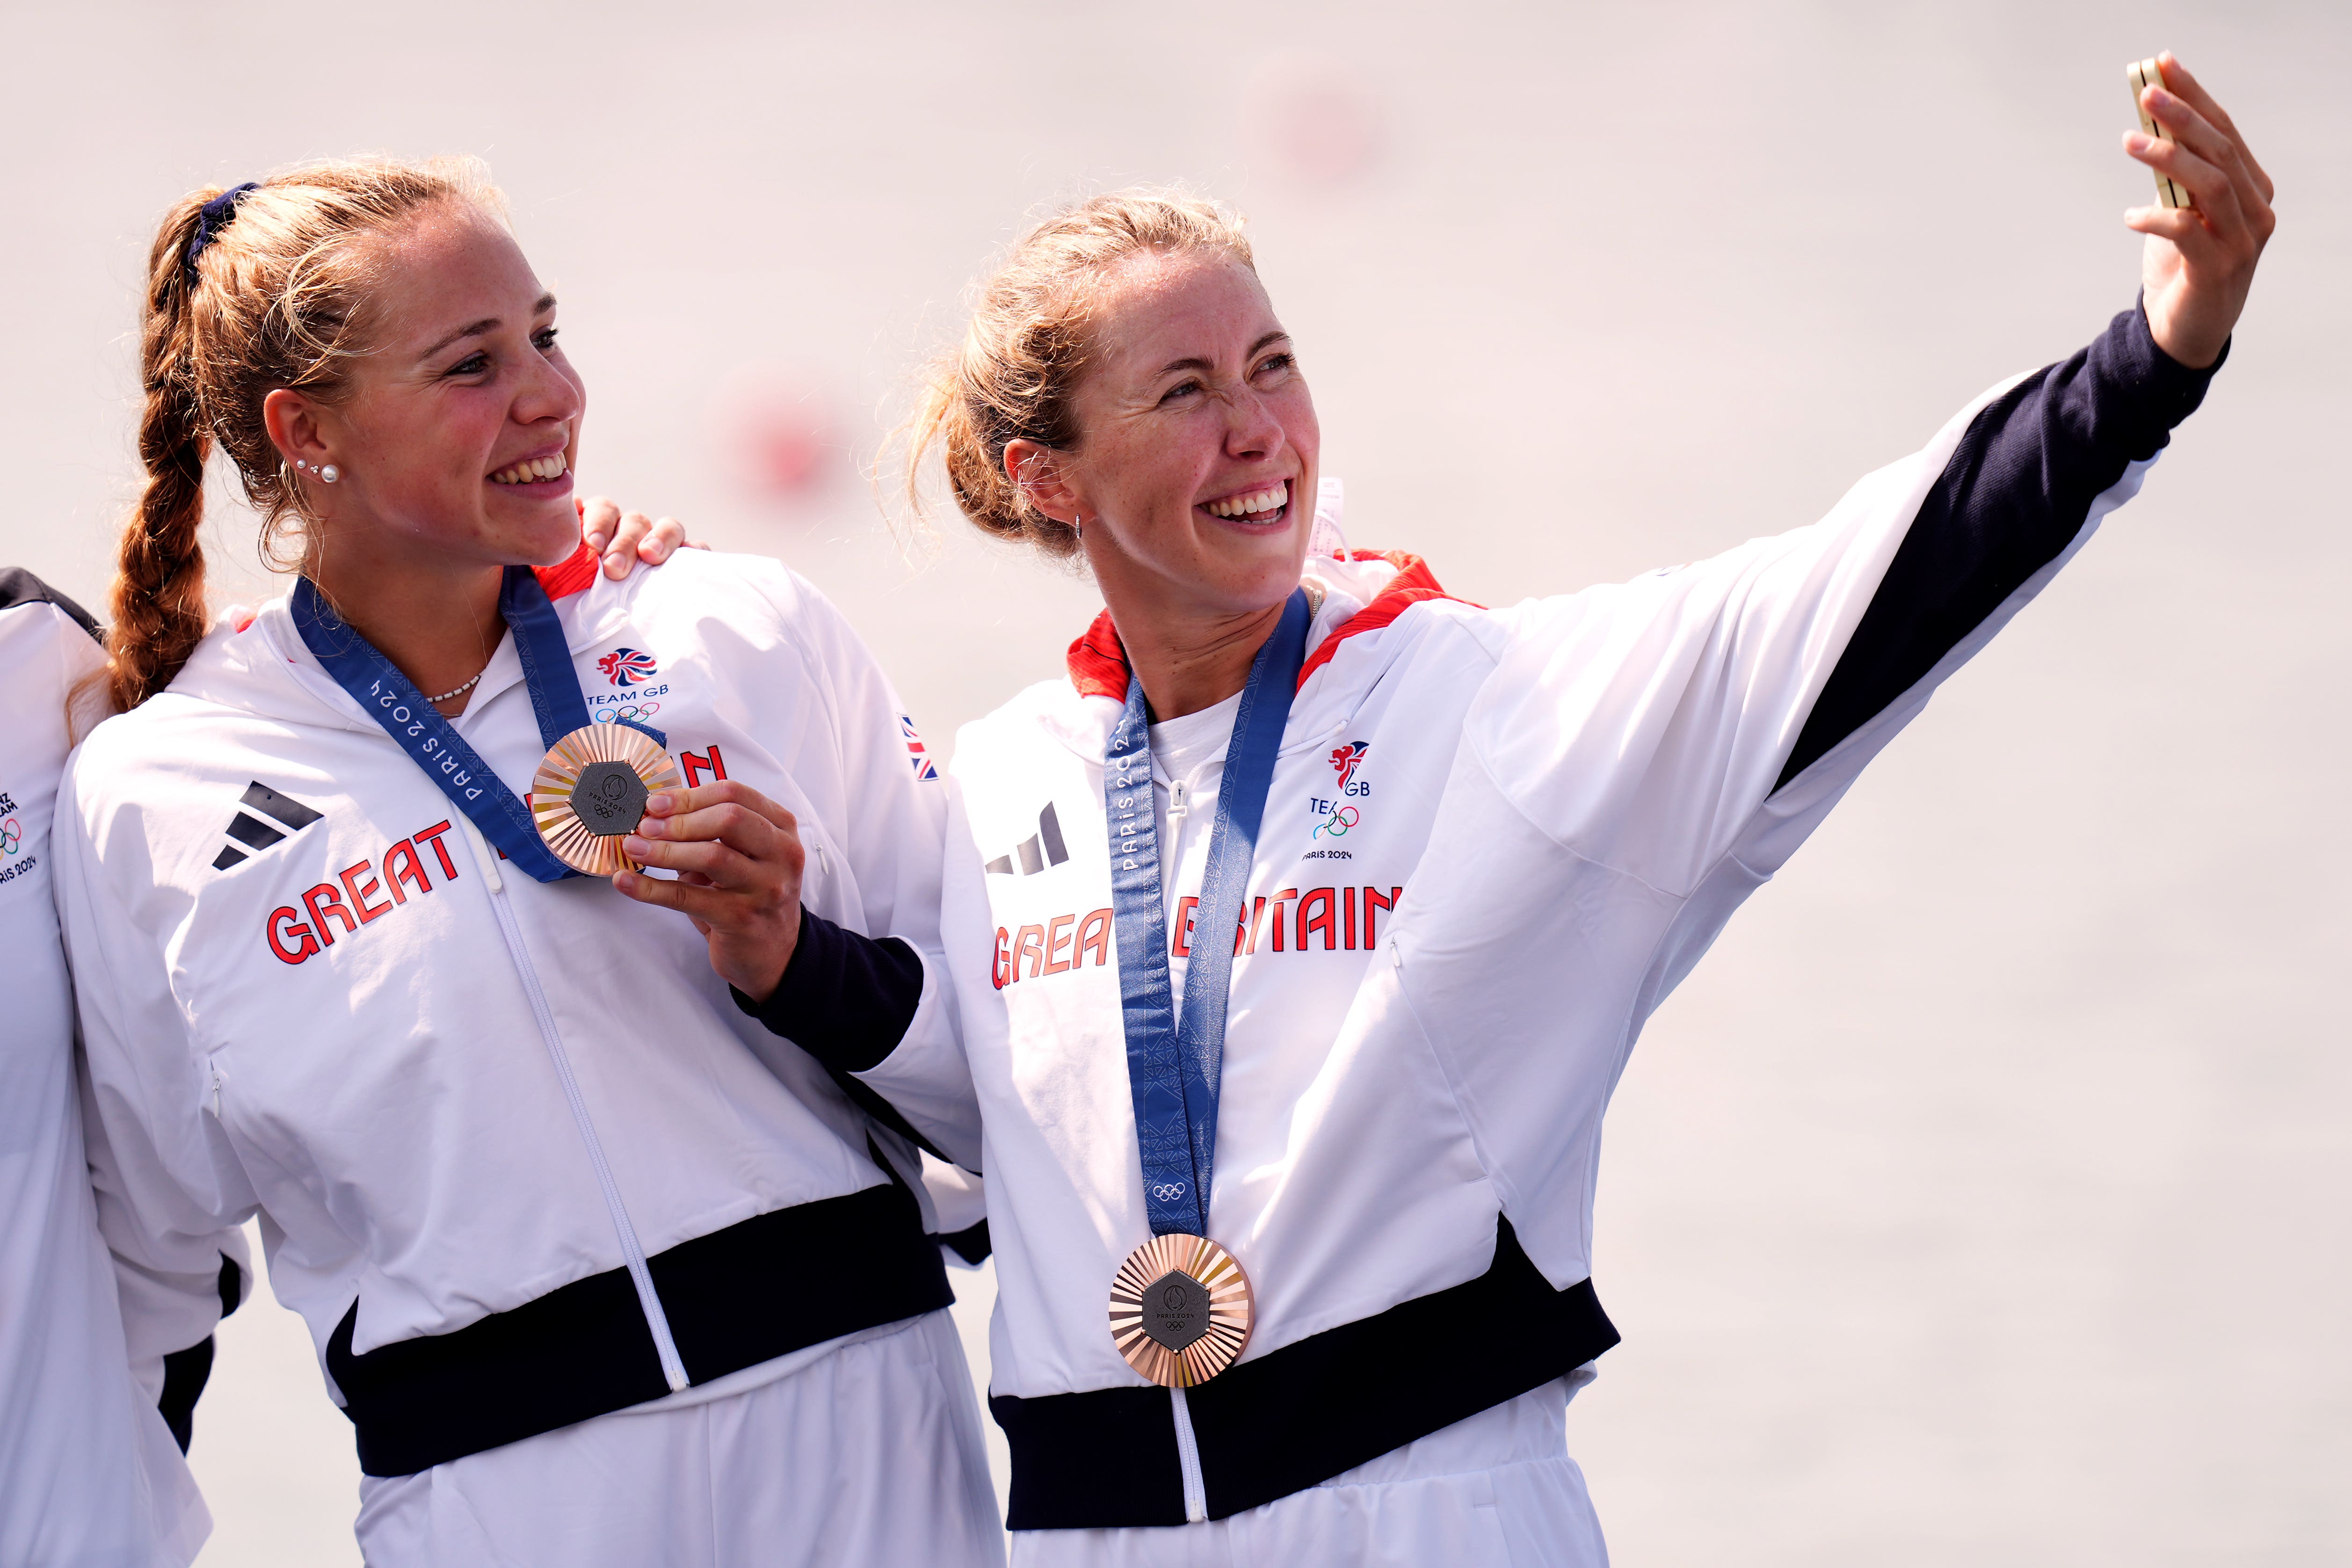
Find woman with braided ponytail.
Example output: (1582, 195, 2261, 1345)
(58, 160, 1000, 1566)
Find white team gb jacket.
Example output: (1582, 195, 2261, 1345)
(55, 545, 980, 1480)
(2, 572, 225, 1567)
(938, 306, 2214, 1532)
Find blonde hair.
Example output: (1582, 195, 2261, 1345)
(107, 156, 507, 711)
(904, 189, 1254, 557)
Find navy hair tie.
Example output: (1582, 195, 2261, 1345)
(184, 182, 261, 289)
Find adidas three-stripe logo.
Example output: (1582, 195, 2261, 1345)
(213, 782, 325, 871)
(985, 802, 1069, 877)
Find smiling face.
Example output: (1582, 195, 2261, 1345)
(269, 202, 585, 576)
(1049, 250, 1320, 627)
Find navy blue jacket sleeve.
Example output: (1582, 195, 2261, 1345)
(1776, 301, 2222, 791)
(155, 1253, 243, 1453)
(732, 908, 944, 1158)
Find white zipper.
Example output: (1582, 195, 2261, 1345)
(457, 816, 691, 1394)
(458, 812, 503, 894)
(1168, 1387, 1209, 1524)
(1168, 777, 1189, 819)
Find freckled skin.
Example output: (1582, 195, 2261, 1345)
(270, 207, 587, 607)
(257, 204, 808, 1004)
(1009, 252, 1323, 719)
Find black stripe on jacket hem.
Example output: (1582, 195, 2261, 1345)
(328, 1181, 952, 1477)
(988, 1217, 1617, 1530)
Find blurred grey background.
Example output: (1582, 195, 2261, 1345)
(5, 1, 2345, 1562)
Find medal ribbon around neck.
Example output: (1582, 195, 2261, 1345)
(1104, 588, 1309, 1240)
(292, 566, 666, 884)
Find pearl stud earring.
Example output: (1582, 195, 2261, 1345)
(319, 465, 339, 484)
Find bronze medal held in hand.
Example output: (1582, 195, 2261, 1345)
(1108, 1233, 1254, 1387)
(530, 724, 681, 876)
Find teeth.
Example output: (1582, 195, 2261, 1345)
(1205, 481, 1288, 518)
(492, 451, 569, 485)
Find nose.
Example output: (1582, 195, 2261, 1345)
(515, 341, 584, 432)
(1221, 385, 1285, 463)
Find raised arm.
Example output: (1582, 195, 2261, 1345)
(1779, 299, 2212, 786)
(1780, 57, 2270, 788)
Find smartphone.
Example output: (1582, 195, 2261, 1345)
(2127, 58, 2194, 211)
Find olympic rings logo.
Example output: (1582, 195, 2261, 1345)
(1312, 805, 1360, 840)
(0, 817, 19, 855)
(1148, 1181, 1188, 1202)
(592, 703, 661, 725)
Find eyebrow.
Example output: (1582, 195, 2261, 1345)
(419, 292, 558, 362)
(1154, 329, 1291, 380)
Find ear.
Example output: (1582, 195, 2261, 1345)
(262, 387, 334, 472)
(1003, 439, 1083, 526)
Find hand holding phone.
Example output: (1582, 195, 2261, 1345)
(2128, 58, 2194, 211)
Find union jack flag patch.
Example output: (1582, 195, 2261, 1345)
(901, 715, 938, 781)
(597, 647, 658, 687)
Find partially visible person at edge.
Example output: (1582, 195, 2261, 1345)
(0, 501, 681, 1564)
(56, 157, 1000, 1567)
(3, 567, 240, 1566)
(718, 53, 2267, 1567)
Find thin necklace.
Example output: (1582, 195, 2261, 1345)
(426, 669, 485, 704)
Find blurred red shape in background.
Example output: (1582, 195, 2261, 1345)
(728, 378, 842, 499)
(1265, 64, 1383, 185)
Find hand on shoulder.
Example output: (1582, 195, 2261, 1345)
(577, 495, 703, 581)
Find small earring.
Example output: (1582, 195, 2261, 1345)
(1070, 512, 1084, 539)
(319, 465, 339, 484)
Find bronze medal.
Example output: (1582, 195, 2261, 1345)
(1108, 1233, 1254, 1387)
(529, 723, 681, 876)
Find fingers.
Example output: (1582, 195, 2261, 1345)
(624, 811, 797, 889)
(2122, 203, 2205, 245)
(641, 780, 799, 839)
(611, 866, 740, 923)
(2135, 85, 2272, 245)
(576, 499, 693, 579)
(626, 781, 804, 893)
(602, 509, 658, 579)
(620, 831, 765, 889)
(579, 494, 621, 555)
(2125, 122, 2245, 243)
(640, 515, 690, 563)
(2156, 53, 2273, 202)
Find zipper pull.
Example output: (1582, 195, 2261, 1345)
(1390, 937, 1402, 970)
(1169, 778, 1188, 819)
(210, 1063, 224, 1118)
(457, 813, 504, 894)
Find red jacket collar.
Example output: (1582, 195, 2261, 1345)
(1064, 551, 1466, 701)
(533, 541, 602, 601)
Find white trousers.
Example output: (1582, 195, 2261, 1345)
(1011, 1374, 1606, 1568)
(356, 1309, 1003, 1568)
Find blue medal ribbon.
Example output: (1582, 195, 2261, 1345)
(1105, 589, 1310, 1238)
(292, 566, 656, 885)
